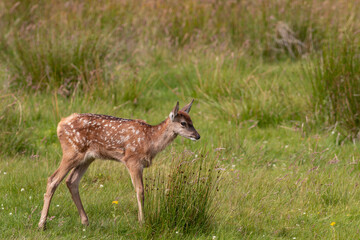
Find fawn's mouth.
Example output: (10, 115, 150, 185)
(189, 135, 201, 141)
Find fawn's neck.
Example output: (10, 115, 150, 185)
(150, 118, 177, 155)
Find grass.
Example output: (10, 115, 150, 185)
(0, 0, 360, 239)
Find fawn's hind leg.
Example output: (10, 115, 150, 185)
(66, 159, 94, 225)
(38, 153, 82, 230)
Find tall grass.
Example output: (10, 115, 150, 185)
(306, 36, 360, 139)
(1, 0, 358, 67)
(0, 32, 108, 94)
(0, 94, 36, 155)
(144, 151, 220, 236)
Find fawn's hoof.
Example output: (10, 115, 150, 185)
(38, 222, 46, 231)
(81, 218, 89, 226)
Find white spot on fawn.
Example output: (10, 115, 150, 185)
(122, 135, 130, 142)
(126, 144, 136, 152)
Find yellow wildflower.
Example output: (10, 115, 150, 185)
(330, 222, 336, 226)
(112, 201, 119, 204)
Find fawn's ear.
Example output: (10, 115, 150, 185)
(180, 99, 194, 114)
(169, 101, 179, 121)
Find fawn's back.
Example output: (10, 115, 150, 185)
(58, 113, 156, 165)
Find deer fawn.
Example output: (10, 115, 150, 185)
(38, 100, 200, 230)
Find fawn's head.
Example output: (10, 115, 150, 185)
(169, 100, 200, 141)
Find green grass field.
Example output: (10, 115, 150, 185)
(1, 0, 360, 239)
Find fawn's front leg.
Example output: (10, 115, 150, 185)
(127, 162, 144, 223)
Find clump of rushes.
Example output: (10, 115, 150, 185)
(306, 35, 360, 140)
(144, 151, 221, 236)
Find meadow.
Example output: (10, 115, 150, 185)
(0, 0, 360, 239)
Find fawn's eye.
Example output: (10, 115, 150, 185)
(181, 122, 186, 127)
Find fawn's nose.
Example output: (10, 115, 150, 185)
(195, 133, 200, 140)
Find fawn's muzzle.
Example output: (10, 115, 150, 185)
(191, 132, 200, 141)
